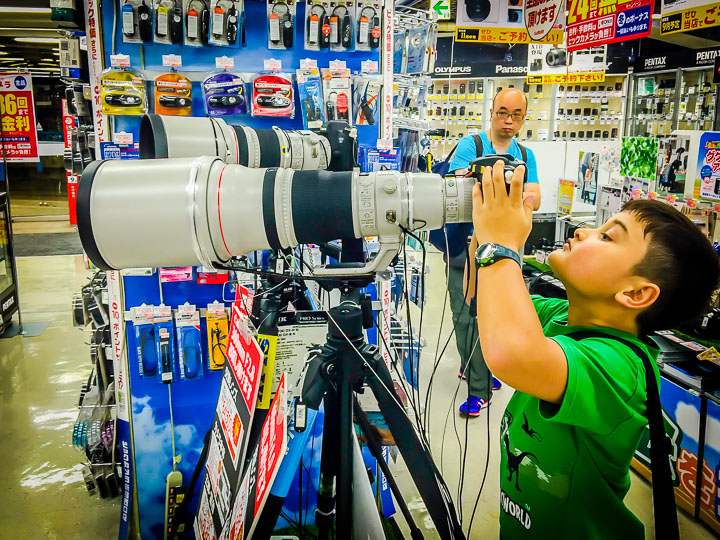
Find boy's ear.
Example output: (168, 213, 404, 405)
(614, 280, 660, 311)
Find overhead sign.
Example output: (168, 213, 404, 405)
(660, 0, 720, 35)
(431, 0, 450, 20)
(455, 0, 564, 44)
(527, 43, 607, 84)
(567, 0, 653, 51)
(525, 0, 564, 41)
(0, 73, 39, 163)
(635, 45, 720, 73)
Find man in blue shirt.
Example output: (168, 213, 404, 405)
(448, 88, 541, 416)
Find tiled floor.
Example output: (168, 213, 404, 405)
(0, 250, 716, 538)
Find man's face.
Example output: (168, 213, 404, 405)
(548, 210, 651, 300)
(490, 92, 526, 138)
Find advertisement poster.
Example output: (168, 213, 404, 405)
(525, 0, 565, 40)
(578, 151, 600, 204)
(455, 0, 564, 44)
(567, 0, 653, 52)
(0, 72, 39, 162)
(697, 131, 720, 201)
(558, 179, 575, 217)
(527, 43, 607, 84)
(657, 134, 690, 192)
(660, 0, 720, 35)
(61, 99, 78, 225)
(621, 136, 658, 180)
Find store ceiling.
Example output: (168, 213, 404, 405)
(0, 0, 63, 77)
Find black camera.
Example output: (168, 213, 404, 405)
(469, 153, 528, 194)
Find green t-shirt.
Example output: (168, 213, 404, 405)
(499, 295, 660, 539)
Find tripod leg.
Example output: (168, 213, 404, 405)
(354, 398, 424, 540)
(316, 391, 339, 540)
(336, 362, 354, 539)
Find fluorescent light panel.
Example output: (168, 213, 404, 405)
(15, 38, 60, 44)
(0, 7, 51, 13)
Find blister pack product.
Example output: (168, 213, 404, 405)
(252, 72, 294, 117)
(175, 304, 203, 380)
(352, 75, 381, 125)
(304, 0, 330, 51)
(133, 305, 157, 378)
(328, 0, 354, 51)
(355, 0, 380, 52)
(423, 22, 438, 73)
(267, 0, 296, 50)
(100, 68, 147, 115)
(393, 29, 406, 74)
(206, 302, 228, 371)
(405, 25, 428, 74)
(209, 0, 244, 47)
(184, 0, 211, 46)
(154, 72, 192, 115)
(153, 0, 184, 44)
(120, 0, 153, 43)
(202, 72, 247, 116)
(154, 305, 177, 384)
(321, 68, 351, 122)
(296, 68, 324, 128)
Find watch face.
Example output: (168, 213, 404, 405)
(479, 243, 495, 260)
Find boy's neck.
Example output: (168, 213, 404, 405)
(565, 291, 640, 336)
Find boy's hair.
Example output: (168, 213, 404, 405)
(623, 199, 720, 335)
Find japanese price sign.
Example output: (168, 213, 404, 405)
(0, 73, 39, 162)
(660, 0, 720, 35)
(525, 0, 564, 40)
(61, 99, 78, 224)
(567, 0, 654, 52)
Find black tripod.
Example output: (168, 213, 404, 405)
(291, 284, 465, 540)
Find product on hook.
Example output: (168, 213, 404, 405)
(269, 0, 294, 49)
(186, 0, 210, 44)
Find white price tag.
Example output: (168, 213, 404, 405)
(162, 54, 182, 67)
(215, 56, 235, 69)
(264, 58, 282, 71)
(300, 58, 318, 70)
(361, 60, 378, 73)
(329, 59, 347, 70)
(110, 54, 131, 67)
(376, 138, 392, 150)
(113, 131, 134, 145)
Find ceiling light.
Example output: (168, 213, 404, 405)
(29, 67, 60, 72)
(0, 57, 26, 61)
(0, 7, 52, 13)
(14, 38, 60, 44)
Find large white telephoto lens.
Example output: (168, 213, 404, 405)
(77, 157, 473, 272)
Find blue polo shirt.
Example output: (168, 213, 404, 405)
(449, 132, 539, 184)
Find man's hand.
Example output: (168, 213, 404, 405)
(472, 160, 534, 253)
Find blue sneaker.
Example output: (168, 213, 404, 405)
(493, 376, 502, 391)
(458, 396, 490, 417)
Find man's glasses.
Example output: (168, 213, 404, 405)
(494, 111, 525, 121)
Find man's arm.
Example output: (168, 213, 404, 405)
(471, 160, 567, 403)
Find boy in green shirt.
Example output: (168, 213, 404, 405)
(467, 160, 720, 538)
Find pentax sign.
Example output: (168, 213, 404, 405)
(0, 73, 39, 162)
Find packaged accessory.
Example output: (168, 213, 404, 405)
(353, 75, 381, 126)
(393, 29, 407, 74)
(202, 72, 247, 116)
(175, 304, 203, 380)
(100, 68, 147, 116)
(121, 0, 153, 43)
(154, 305, 177, 384)
(355, 1, 380, 51)
(296, 68, 325, 128)
(267, 0, 295, 50)
(405, 24, 428, 74)
(328, 0, 354, 51)
(252, 72, 294, 117)
(133, 305, 157, 377)
(206, 302, 228, 370)
(185, 0, 210, 46)
(304, 0, 330, 51)
(154, 72, 192, 115)
(321, 67, 351, 122)
(153, 0, 184, 44)
(209, 0, 243, 47)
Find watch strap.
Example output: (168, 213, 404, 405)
(476, 243, 521, 268)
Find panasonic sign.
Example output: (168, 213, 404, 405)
(495, 65, 528, 74)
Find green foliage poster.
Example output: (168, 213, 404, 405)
(621, 137, 658, 180)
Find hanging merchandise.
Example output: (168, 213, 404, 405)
(393, 29, 407, 74)
(355, 1, 380, 52)
(423, 22, 438, 73)
(185, 0, 210, 46)
(321, 67, 351, 122)
(209, 0, 244, 47)
(153, 0, 184, 44)
(100, 68, 148, 115)
(267, 0, 296, 50)
(353, 75, 381, 126)
(328, 0, 354, 52)
(304, 0, 330, 51)
(120, 0, 153, 43)
(133, 305, 157, 378)
(206, 302, 228, 370)
(154, 72, 192, 115)
(252, 72, 295, 117)
(405, 24, 429, 74)
(296, 67, 325, 128)
(153, 304, 177, 384)
(175, 304, 204, 380)
(202, 72, 247, 116)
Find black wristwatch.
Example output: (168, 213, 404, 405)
(475, 242, 521, 268)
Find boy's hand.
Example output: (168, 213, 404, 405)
(472, 160, 534, 253)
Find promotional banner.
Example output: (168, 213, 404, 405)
(660, 0, 720, 35)
(455, 0, 564, 44)
(696, 132, 720, 202)
(0, 73, 39, 162)
(557, 179, 575, 217)
(567, 0, 653, 51)
(61, 99, 78, 225)
(527, 43, 607, 84)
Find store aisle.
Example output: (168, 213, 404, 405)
(0, 255, 118, 538)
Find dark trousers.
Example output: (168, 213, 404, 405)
(446, 263, 492, 401)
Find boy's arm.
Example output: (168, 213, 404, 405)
(472, 160, 568, 404)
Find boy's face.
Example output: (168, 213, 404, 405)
(548, 210, 652, 299)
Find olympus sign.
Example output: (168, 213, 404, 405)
(434, 66, 472, 74)
(495, 65, 528, 74)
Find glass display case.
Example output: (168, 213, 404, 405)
(0, 192, 19, 334)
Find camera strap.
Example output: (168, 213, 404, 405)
(564, 331, 679, 540)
